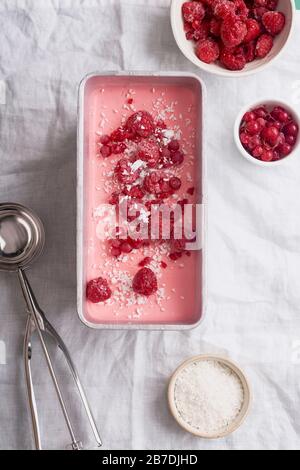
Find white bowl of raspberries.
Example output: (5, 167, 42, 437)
(171, 0, 295, 76)
(234, 100, 300, 166)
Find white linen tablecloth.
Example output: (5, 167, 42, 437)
(0, 0, 300, 450)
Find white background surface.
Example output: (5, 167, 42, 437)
(0, 0, 300, 451)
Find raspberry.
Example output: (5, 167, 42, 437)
(196, 38, 220, 64)
(220, 46, 246, 70)
(169, 177, 182, 191)
(255, 34, 273, 59)
(213, 0, 236, 19)
(132, 268, 158, 297)
(233, 0, 249, 20)
(126, 111, 155, 138)
(171, 151, 185, 165)
(139, 257, 152, 268)
(262, 11, 285, 36)
(243, 19, 261, 43)
(144, 172, 162, 195)
(87, 278, 112, 303)
(182, 1, 205, 24)
(221, 16, 247, 48)
(100, 145, 112, 158)
(115, 158, 141, 184)
(137, 138, 160, 168)
(168, 140, 180, 152)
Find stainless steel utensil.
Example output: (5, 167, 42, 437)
(0, 203, 102, 450)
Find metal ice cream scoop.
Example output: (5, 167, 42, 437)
(0, 203, 102, 450)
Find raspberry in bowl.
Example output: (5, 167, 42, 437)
(234, 100, 300, 166)
(170, 0, 295, 77)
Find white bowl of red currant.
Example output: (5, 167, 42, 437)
(234, 100, 300, 166)
(171, 0, 295, 77)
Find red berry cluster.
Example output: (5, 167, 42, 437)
(98, 110, 192, 261)
(182, 0, 286, 71)
(86, 277, 112, 303)
(239, 104, 299, 162)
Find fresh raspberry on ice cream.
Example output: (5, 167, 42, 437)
(132, 268, 158, 297)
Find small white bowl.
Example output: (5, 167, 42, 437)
(168, 355, 252, 439)
(234, 99, 300, 167)
(170, 0, 295, 78)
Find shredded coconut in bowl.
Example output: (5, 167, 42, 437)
(173, 359, 245, 437)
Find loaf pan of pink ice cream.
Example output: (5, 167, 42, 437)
(77, 72, 207, 330)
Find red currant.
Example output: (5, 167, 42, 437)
(169, 177, 182, 191)
(262, 126, 280, 146)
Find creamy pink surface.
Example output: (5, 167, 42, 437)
(82, 75, 203, 326)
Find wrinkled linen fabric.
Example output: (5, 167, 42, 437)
(0, 0, 300, 451)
